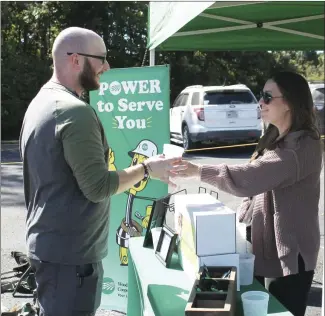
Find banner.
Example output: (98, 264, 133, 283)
(90, 65, 170, 313)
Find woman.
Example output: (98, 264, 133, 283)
(171, 71, 323, 316)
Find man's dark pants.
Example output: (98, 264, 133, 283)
(30, 259, 104, 316)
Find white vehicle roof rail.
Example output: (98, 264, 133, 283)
(227, 83, 248, 88)
(184, 85, 203, 89)
(308, 80, 324, 84)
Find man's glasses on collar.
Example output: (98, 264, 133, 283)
(260, 91, 284, 105)
(67, 52, 106, 64)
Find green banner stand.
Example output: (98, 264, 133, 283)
(90, 65, 170, 312)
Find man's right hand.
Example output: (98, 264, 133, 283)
(144, 155, 187, 187)
(115, 155, 187, 195)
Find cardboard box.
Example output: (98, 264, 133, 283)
(175, 194, 236, 257)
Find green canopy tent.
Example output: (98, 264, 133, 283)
(147, 1, 324, 64)
(146, 1, 324, 313)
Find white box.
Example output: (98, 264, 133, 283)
(175, 194, 236, 256)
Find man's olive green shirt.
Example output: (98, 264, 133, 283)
(19, 81, 119, 264)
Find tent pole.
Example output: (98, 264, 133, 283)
(149, 49, 155, 66)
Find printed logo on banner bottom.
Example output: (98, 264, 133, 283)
(102, 277, 115, 295)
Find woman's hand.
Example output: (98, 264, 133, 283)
(169, 160, 201, 179)
(145, 155, 188, 187)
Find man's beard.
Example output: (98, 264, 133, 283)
(79, 58, 100, 92)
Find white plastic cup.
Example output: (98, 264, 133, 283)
(163, 144, 184, 158)
(241, 291, 269, 316)
(239, 253, 255, 286)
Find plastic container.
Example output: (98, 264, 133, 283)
(1, 302, 9, 313)
(241, 291, 269, 316)
(239, 253, 255, 286)
(236, 221, 247, 254)
(163, 144, 184, 158)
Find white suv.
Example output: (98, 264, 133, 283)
(170, 84, 262, 149)
(309, 82, 324, 135)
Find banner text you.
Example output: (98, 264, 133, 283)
(97, 80, 163, 130)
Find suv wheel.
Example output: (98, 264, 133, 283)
(183, 125, 195, 150)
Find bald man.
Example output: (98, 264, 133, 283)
(19, 27, 184, 316)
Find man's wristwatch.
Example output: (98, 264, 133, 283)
(141, 162, 150, 180)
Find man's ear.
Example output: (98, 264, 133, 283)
(69, 53, 80, 69)
(73, 55, 79, 66)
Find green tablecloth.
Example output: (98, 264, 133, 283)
(127, 236, 293, 316)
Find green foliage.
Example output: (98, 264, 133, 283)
(1, 1, 324, 139)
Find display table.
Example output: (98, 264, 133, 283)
(127, 237, 293, 316)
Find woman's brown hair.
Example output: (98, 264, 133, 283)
(251, 71, 320, 161)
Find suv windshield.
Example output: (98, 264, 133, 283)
(204, 90, 256, 105)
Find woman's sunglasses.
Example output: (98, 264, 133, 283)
(260, 91, 284, 105)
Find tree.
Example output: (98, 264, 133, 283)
(1, 1, 323, 139)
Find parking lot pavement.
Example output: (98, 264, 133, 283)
(1, 141, 21, 163)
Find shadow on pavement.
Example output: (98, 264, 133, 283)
(308, 286, 323, 308)
(1, 165, 25, 208)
